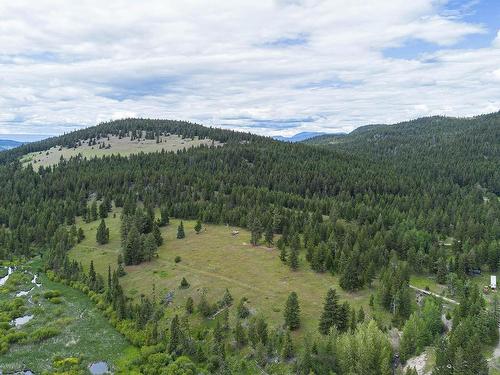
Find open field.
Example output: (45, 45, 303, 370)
(69, 211, 388, 336)
(22, 134, 221, 168)
(0, 260, 136, 373)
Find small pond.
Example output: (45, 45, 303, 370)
(12, 315, 34, 327)
(88, 361, 110, 375)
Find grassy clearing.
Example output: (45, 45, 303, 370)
(409, 275, 446, 295)
(69, 211, 387, 337)
(22, 134, 221, 168)
(0, 261, 137, 373)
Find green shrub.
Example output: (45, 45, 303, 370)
(30, 326, 61, 342)
(174, 256, 182, 263)
(43, 290, 62, 299)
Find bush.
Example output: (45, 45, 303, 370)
(180, 277, 190, 289)
(43, 290, 62, 299)
(30, 326, 61, 342)
(174, 256, 182, 263)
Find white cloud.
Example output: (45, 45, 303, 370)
(0, 0, 498, 137)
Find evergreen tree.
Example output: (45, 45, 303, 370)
(90, 201, 98, 221)
(289, 247, 299, 271)
(159, 206, 170, 227)
(142, 233, 157, 261)
(284, 291, 301, 330)
(168, 315, 182, 354)
(319, 288, 339, 335)
(237, 297, 250, 319)
(249, 214, 263, 246)
(117, 254, 126, 276)
(186, 296, 194, 314)
(77, 227, 85, 243)
(281, 330, 294, 360)
(177, 221, 185, 239)
(96, 219, 109, 244)
(124, 225, 141, 265)
(152, 223, 163, 246)
(358, 306, 365, 323)
(88, 260, 96, 290)
(221, 288, 233, 307)
(280, 246, 288, 264)
(264, 224, 273, 246)
(180, 277, 190, 289)
(234, 319, 247, 347)
(194, 219, 202, 234)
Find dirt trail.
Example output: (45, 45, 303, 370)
(409, 285, 459, 305)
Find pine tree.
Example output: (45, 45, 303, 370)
(124, 225, 141, 265)
(358, 306, 365, 323)
(88, 260, 96, 290)
(117, 254, 126, 276)
(221, 288, 233, 307)
(168, 315, 182, 354)
(280, 246, 288, 263)
(142, 233, 157, 261)
(237, 297, 250, 319)
(152, 223, 163, 246)
(77, 227, 85, 243)
(159, 206, 169, 227)
(336, 301, 350, 333)
(264, 224, 273, 246)
(198, 292, 212, 317)
(249, 214, 263, 246)
(319, 288, 339, 335)
(96, 219, 109, 244)
(180, 277, 190, 289)
(90, 201, 98, 221)
(177, 221, 185, 239)
(234, 319, 247, 347)
(281, 330, 294, 360)
(289, 247, 299, 271)
(349, 308, 357, 332)
(284, 291, 301, 330)
(99, 201, 108, 218)
(186, 296, 194, 314)
(194, 219, 202, 234)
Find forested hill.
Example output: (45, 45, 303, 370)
(0, 118, 264, 164)
(304, 112, 500, 194)
(1, 114, 499, 373)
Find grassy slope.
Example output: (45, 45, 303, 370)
(22, 134, 220, 168)
(69, 210, 389, 337)
(0, 262, 136, 373)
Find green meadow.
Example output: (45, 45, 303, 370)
(69, 210, 391, 338)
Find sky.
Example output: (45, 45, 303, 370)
(1, 0, 499, 140)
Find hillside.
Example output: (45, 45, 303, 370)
(305, 112, 500, 193)
(22, 134, 221, 168)
(0, 139, 23, 151)
(274, 132, 330, 143)
(1, 115, 499, 374)
(0, 118, 263, 165)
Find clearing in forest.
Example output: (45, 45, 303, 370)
(22, 134, 221, 168)
(69, 212, 387, 335)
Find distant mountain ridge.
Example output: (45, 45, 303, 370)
(274, 131, 339, 142)
(0, 139, 23, 151)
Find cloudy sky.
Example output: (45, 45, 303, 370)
(1, 0, 499, 140)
